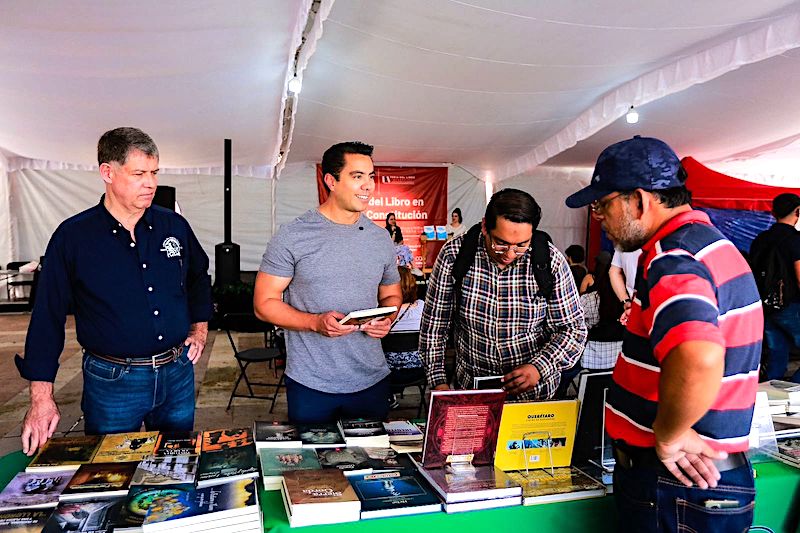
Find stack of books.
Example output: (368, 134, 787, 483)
(196, 428, 259, 488)
(383, 420, 424, 453)
(338, 418, 390, 448)
(281, 469, 361, 527)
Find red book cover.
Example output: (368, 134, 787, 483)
(422, 390, 506, 468)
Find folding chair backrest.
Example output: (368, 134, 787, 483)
(381, 331, 420, 353)
(222, 312, 274, 354)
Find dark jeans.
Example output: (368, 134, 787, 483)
(285, 375, 390, 423)
(81, 346, 195, 434)
(763, 301, 800, 382)
(614, 458, 755, 532)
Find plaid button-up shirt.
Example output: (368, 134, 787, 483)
(420, 233, 586, 401)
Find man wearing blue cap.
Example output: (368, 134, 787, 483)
(566, 136, 762, 532)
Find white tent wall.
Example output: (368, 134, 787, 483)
(498, 166, 592, 253)
(7, 169, 271, 280)
(275, 162, 486, 234)
(0, 152, 11, 269)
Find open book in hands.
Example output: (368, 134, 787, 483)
(338, 306, 398, 326)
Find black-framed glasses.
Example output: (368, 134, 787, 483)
(590, 192, 626, 214)
(487, 234, 531, 256)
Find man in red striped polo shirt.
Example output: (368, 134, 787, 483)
(566, 136, 762, 532)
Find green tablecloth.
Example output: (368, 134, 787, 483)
(1, 451, 797, 532)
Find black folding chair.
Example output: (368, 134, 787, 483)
(6, 261, 35, 301)
(382, 331, 427, 418)
(223, 312, 285, 412)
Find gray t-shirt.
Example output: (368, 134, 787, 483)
(260, 209, 400, 393)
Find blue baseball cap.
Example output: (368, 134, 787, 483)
(565, 136, 685, 208)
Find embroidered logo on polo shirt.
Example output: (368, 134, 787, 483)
(160, 237, 182, 258)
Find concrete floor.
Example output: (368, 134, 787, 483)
(0, 313, 424, 456)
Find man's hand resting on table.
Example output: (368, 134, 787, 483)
(21, 381, 60, 456)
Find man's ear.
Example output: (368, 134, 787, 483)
(324, 173, 337, 192)
(635, 189, 652, 218)
(480, 217, 487, 236)
(99, 162, 113, 185)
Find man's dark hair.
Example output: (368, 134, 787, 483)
(97, 127, 159, 166)
(320, 141, 374, 193)
(484, 188, 542, 231)
(452, 207, 463, 224)
(650, 186, 692, 208)
(565, 244, 585, 264)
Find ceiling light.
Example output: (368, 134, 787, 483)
(625, 106, 639, 124)
(287, 76, 302, 94)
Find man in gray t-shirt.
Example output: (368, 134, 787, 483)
(255, 141, 401, 423)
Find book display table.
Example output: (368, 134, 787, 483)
(0, 450, 797, 532)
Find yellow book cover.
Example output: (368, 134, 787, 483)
(92, 431, 159, 463)
(494, 400, 578, 471)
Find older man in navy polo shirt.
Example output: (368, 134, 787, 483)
(17, 127, 213, 455)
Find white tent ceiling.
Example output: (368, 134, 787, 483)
(2, 0, 800, 179)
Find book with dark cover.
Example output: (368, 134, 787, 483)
(42, 496, 125, 532)
(349, 469, 441, 518)
(152, 431, 201, 457)
(60, 462, 138, 501)
(297, 422, 346, 448)
(383, 420, 424, 442)
(259, 448, 320, 489)
(110, 484, 194, 532)
(339, 418, 390, 447)
(93, 432, 158, 463)
(142, 479, 259, 531)
(27, 435, 103, 472)
(201, 427, 253, 453)
(422, 389, 506, 468)
(0, 470, 74, 511)
(363, 447, 415, 471)
(196, 442, 259, 487)
(505, 467, 606, 505)
(253, 421, 301, 448)
(317, 447, 373, 476)
(415, 463, 522, 503)
(0, 509, 52, 532)
(131, 455, 198, 486)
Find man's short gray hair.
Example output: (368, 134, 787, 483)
(97, 127, 159, 166)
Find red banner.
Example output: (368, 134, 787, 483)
(317, 165, 448, 268)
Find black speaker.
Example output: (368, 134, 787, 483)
(153, 186, 176, 211)
(215, 243, 240, 287)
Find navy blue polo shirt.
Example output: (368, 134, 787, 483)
(16, 197, 213, 382)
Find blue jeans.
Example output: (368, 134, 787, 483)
(81, 346, 195, 434)
(763, 301, 800, 382)
(614, 459, 755, 532)
(285, 375, 390, 423)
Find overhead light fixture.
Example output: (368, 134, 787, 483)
(625, 105, 639, 124)
(287, 76, 302, 94)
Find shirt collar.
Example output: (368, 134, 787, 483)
(97, 194, 155, 232)
(641, 209, 712, 256)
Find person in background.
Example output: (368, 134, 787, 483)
(17, 127, 212, 455)
(385, 266, 425, 408)
(609, 249, 642, 321)
(255, 141, 402, 423)
(446, 207, 466, 240)
(566, 136, 761, 533)
(579, 250, 625, 370)
(564, 244, 588, 289)
(749, 193, 800, 382)
(385, 212, 404, 244)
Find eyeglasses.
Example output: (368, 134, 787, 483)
(487, 234, 531, 256)
(590, 192, 627, 214)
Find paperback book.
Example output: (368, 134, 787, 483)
(110, 484, 195, 533)
(27, 435, 103, 472)
(0, 470, 74, 511)
(505, 466, 606, 505)
(141, 479, 259, 532)
(494, 400, 579, 471)
(0, 509, 52, 532)
(152, 431, 201, 457)
(42, 496, 125, 532)
(253, 421, 301, 448)
(92, 432, 158, 463)
(383, 420, 424, 443)
(131, 455, 198, 486)
(201, 427, 253, 453)
(363, 447, 415, 471)
(422, 389, 506, 468)
(60, 462, 139, 501)
(338, 418, 390, 448)
(281, 469, 361, 527)
(758, 380, 800, 402)
(349, 469, 441, 519)
(297, 422, 346, 448)
(317, 446, 373, 476)
(259, 448, 321, 490)
(338, 306, 397, 326)
(414, 463, 522, 505)
(197, 440, 259, 488)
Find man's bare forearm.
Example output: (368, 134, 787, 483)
(255, 298, 320, 332)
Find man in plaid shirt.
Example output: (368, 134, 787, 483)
(419, 189, 587, 401)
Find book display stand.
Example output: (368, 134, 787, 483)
(520, 431, 556, 478)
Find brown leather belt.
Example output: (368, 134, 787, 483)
(613, 443, 747, 473)
(84, 344, 184, 368)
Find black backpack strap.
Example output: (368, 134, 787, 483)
(451, 223, 483, 310)
(531, 230, 554, 299)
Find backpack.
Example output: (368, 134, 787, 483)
(451, 223, 554, 307)
(750, 232, 797, 314)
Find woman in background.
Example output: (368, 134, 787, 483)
(446, 208, 466, 240)
(385, 212, 403, 244)
(385, 267, 424, 408)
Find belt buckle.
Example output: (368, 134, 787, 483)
(152, 354, 159, 369)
